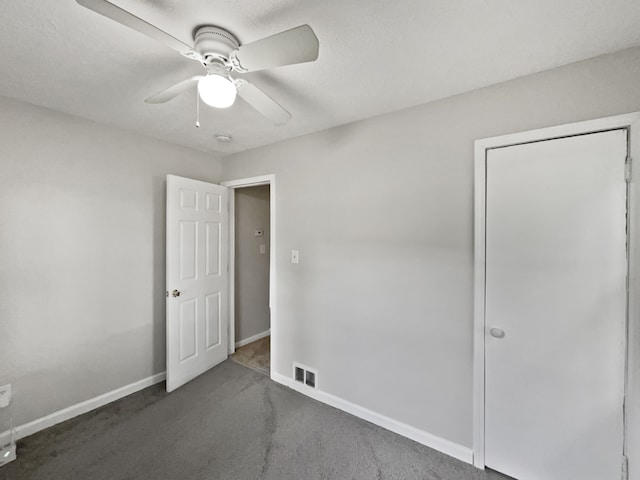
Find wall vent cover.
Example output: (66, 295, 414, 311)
(293, 362, 318, 389)
(305, 371, 316, 388)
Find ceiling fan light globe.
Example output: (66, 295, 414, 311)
(198, 75, 236, 108)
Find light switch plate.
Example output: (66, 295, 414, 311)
(260, 244, 266, 254)
(0, 384, 11, 408)
(291, 250, 299, 264)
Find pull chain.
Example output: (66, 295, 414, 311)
(195, 91, 201, 128)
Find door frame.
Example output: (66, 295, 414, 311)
(473, 112, 640, 470)
(221, 174, 276, 377)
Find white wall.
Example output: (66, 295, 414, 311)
(222, 46, 640, 475)
(0, 96, 222, 428)
(234, 185, 271, 342)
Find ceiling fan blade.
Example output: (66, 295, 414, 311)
(235, 80, 291, 125)
(76, 0, 199, 58)
(231, 25, 319, 72)
(145, 76, 203, 104)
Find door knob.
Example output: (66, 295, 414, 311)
(490, 328, 505, 338)
(172, 289, 181, 297)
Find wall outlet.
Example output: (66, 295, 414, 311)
(291, 250, 299, 264)
(0, 384, 11, 408)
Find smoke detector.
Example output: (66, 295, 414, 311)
(215, 134, 232, 143)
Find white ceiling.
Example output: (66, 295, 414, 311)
(2, 0, 640, 156)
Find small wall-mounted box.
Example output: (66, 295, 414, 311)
(254, 229, 264, 237)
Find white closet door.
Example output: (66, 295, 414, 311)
(484, 130, 627, 480)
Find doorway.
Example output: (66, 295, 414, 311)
(473, 114, 640, 480)
(221, 175, 276, 378)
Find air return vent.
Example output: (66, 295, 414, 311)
(305, 371, 316, 388)
(293, 362, 318, 389)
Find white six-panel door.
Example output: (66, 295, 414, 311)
(484, 130, 628, 480)
(166, 175, 229, 392)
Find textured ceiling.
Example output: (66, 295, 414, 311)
(2, 0, 640, 156)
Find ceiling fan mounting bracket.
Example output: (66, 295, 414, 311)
(204, 60, 230, 77)
(192, 26, 240, 66)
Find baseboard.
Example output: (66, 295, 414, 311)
(235, 329, 270, 348)
(271, 371, 473, 465)
(0, 372, 166, 446)
(0, 368, 472, 466)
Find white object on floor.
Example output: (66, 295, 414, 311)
(0, 443, 16, 467)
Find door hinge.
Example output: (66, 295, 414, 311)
(165, 290, 169, 298)
(622, 454, 629, 480)
(625, 156, 632, 182)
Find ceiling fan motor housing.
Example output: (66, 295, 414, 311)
(193, 26, 240, 65)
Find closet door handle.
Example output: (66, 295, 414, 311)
(172, 289, 181, 298)
(489, 328, 505, 339)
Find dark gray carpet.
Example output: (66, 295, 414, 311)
(0, 361, 511, 480)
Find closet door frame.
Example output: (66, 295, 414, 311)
(472, 112, 640, 469)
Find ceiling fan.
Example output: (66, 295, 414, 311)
(76, 0, 320, 125)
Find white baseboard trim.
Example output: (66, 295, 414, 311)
(271, 371, 473, 465)
(0, 368, 472, 466)
(0, 372, 166, 446)
(235, 329, 270, 348)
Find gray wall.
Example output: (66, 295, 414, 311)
(0, 96, 222, 427)
(234, 185, 271, 343)
(221, 46, 640, 475)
